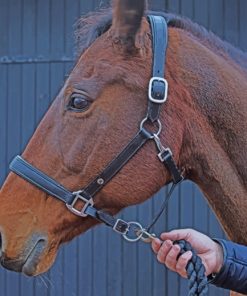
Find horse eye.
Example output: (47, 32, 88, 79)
(68, 95, 90, 112)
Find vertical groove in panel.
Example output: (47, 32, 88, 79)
(2, 3, 9, 295)
(209, 0, 224, 37)
(107, 223, 122, 295)
(0, 0, 8, 56)
(237, 0, 240, 48)
(224, 0, 239, 46)
(167, 0, 180, 14)
(167, 184, 180, 296)
(137, 199, 153, 296)
(194, 0, 209, 27)
(180, 0, 194, 18)
(19, 4, 24, 296)
(6, 0, 22, 295)
(80, 0, 95, 15)
(0, 64, 7, 296)
(78, 231, 94, 296)
(93, 226, 108, 296)
(152, 187, 167, 296)
(122, 206, 138, 296)
(179, 182, 193, 295)
(239, 0, 247, 51)
(0, 64, 8, 183)
(65, 0, 79, 58)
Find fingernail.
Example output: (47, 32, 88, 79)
(153, 238, 161, 245)
(187, 251, 192, 257)
(164, 240, 172, 247)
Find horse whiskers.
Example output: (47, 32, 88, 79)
(43, 274, 55, 288)
(37, 275, 48, 289)
(37, 274, 54, 289)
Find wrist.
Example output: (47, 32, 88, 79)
(213, 241, 224, 274)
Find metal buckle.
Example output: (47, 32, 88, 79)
(158, 147, 172, 162)
(66, 191, 94, 217)
(113, 219, 129, 235)
(148, 77, 168, 104)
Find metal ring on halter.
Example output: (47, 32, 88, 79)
(139, 117, 162, 138)
(122, 221, 144, 242)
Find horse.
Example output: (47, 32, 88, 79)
(0, 0, 246, 295)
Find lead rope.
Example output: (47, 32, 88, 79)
(175, 240, 208, 296)
(142, 183, 208, 296)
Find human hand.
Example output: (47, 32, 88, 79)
(151, 228, 224, 278)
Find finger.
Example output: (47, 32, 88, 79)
(164, 244, 181, 271)
(161, 229, 192, 242)
(176, 251, 193, 278)
(151, 238, 162, 254)
(161, 229, 215, 254)
(157, 240, 173, 263)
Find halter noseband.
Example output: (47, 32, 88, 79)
(9, 15, 183, 241)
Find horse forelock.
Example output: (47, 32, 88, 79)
(74, 8, 247, 72)
(74, 9, 113, 57)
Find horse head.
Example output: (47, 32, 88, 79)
(0, 0, 183, 276)
(0, 0, 246, 278)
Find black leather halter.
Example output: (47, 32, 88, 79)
(9, 15, 183, 241)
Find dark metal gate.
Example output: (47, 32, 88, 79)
(1, 0, 246, 295)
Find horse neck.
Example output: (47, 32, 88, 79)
(171, 31, 247, 244)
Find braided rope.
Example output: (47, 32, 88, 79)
(174, 240, 208, 296)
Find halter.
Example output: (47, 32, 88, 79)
(9, 15, 183, 242)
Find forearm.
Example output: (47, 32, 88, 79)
(210, 239, 247, 294)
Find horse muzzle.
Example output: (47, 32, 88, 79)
(0, 231, 47, 276)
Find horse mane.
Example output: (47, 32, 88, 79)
(75, 8, 247, 71)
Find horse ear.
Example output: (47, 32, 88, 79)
(112, 0, 146, 52)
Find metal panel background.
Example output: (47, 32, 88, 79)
(0, 0, 246, 295)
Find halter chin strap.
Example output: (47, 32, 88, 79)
(9, 15, 183, 240)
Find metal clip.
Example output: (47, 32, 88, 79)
(153, 134, 174, 163)
(141, 230, 156, 243)
(136, 229, 157, 243)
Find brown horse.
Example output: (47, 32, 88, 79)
(0, 0, 246, 295)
